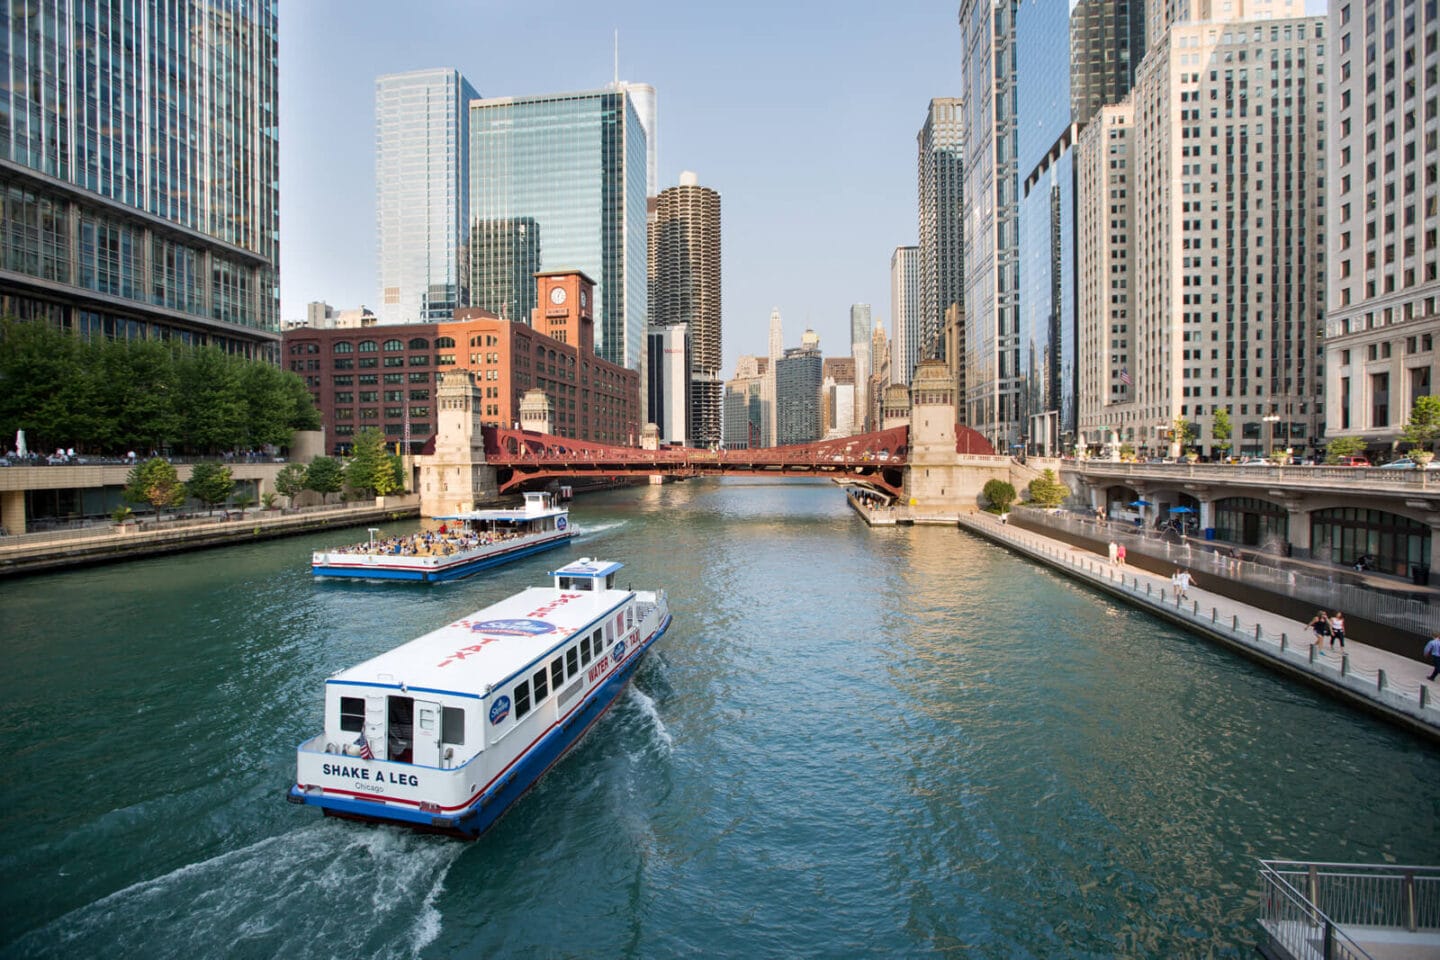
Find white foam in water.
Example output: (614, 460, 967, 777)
(572, 519, 625, 539)
(12, 822, 463, 960)
(628, 685, 673, 754)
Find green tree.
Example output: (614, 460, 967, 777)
(273, 463, 307, 505)
(1027, 469, 1071, 508)
(0, 318, 102, 454)
(345, 427, 399, 497)
(123, 457, 186, 516)
(187, 462, 235, 514)
(174, 346, 247, 453)
(982, 478, 1017, 514)
(304, 456, 344, 503)
(1401, 394, 1440, 455)
(1211, 408, 1233, 455)
(1171, 415, 1197, 453)
(1324, 436, 1367, 463)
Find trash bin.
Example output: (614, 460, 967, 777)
(1411, 564, 1429, 586)
(1204, 528, 1216, 540)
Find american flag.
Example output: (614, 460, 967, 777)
(1119, 366, 1133, 385)
(355, 731, 373, 760)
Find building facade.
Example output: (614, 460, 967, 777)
(375, 69, 478, 326)
(285, 271, 639, 454)
(849, 303, 872, 433)
(724, 355, 769, 449)
(775, 341, 823, 445)
(959, 1, 1022, 449)
(1325, 0, 1440, 447)
(890, 246, 922, 386)
(649, 171, 722, 447)
(917, 99, 965, 372)
(646, 322, 690, 445)
(0, 0, 280, 356)
(468, 88, 649, 392)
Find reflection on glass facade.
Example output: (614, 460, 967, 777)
(0, 0, 280, 356)
(917, 99, 964, 371)
(1312, 507, 1431, 577)
(376, 68, 478, 325)
(469, 89, 649, 384)
(776, 347, 822, 445)
(890, 246, 921, 385)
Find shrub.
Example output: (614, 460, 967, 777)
(1028, 469, 1070, 508)
(982, 478, 1017, 514)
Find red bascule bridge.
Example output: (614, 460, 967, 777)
(480, 425, 913, 500)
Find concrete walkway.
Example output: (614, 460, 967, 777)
(955, 511, 1440, 743)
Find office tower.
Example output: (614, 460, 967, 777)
(469, 217, 540, 322)
(650, 171, 722, 447)
(1069, 0, 1147, 128)
(870, 320, 892, 429)
(724, 355, 769, 449)
(619, 82, 659, 198)
(958, 1, 1021, 451)
(917, 99, 965, 371)
(849, 303, 872, 433)
(822, 356, 856, 438)
(1078, 2, 1324, 458)
(1326, 0, 1440, 446)
(469, 87, 650, 400)
(376, 68, 479, 326)
(765, 307, 784, 445)
(890, 247, 922, 386)
(647, 322, 690, 445)
(0, 0, 279, 356)
(776, 337, 823, 445)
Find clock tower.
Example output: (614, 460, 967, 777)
(533, 270, 596, 354)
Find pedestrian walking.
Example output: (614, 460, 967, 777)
(1426, 634, 1440, 681)
(1328, 611, 1346, 649)
(1116, 544, 1127, 566)
(1177, 568, 1195, 599)
(1107, 541, 1119, 564)
(1308, 610, 1332, 654)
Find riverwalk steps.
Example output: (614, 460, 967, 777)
(954, 511, 1440, 744)
(0, 496, 421, 578)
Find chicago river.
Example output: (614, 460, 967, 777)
(3, 479, 1438, 958)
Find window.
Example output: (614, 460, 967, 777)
(358, 357, 378, 368)
(333, 358, 354, 370)
(566, 646, 579, 678)
(333, 375, 353, 386)
(358, 340, 378, 352)
(409, 355, 430, 366)
(514, 679, 531, 720)
(383, 339, 403, 351)
(384, 356, 405, 367)
(340, 697, 365, 732)
(408, 337, 429, 350)
(551, 658, 564, 690)
(592, 629, 603, 653)
(580, 635, 592, 666)
(533, 667, 548, 702)
(435, 336, 456, 348)
(442, 707, 465, 745)
(333, 341, 354, 354)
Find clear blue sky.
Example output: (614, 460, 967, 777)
(279, 0, 964, 376)
(280, 1, 1328, 375)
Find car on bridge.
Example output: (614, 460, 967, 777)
(1379, 457, 1440, 470)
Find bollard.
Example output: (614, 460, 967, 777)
(1147, 582, 1152, 596)
(1341, 655, 1350, 677)
(1193, 600, 1199, 616)
(1233, 614, 1239, 631)
(1281, 633, 1288, 652)
(1212, 607, 1218, 623)
(1255, 624, 1262, 642)
(1377, 668, 1385, 691)
(1423, 686, 1431, 709)
(1310, 644, 1317, 663)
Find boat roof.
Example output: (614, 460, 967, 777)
(326, 582, 629, 699)
(433, 504, 567, 522)
(551, 557, 623, 579)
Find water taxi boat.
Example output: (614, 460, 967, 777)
(287, 558, 672, 839)
(310, 490, 573, 581)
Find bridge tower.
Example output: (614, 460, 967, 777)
(418, 370, 498, 515)
(904, 357, 1003, 511)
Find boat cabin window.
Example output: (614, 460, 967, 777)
(550, 658, 564, 690)
(580, 635, 592, 665)
(605, 573, 616, 589)
(340, 696, 365, 732)
(442, 707, 465, 745)
(566, 646, 579, 678)
(514, 679, 532, 720)
(532, 666, 548, 701)
(556, 576, 594, 591)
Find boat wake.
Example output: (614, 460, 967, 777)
(627, 685, 673, 755)
(572, 519, 625, 540)
(8, 823, 463, 960)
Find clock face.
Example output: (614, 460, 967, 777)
(550, 286, 567, 305)
(579, 289, 587, 308)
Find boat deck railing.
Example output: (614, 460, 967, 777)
(1258, 860, 1440, 960)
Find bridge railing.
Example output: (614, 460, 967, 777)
(1014, 508, 1439, 634)
(1258, 860, 1440, 960)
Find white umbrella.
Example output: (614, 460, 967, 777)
(15, 430, 26, 458)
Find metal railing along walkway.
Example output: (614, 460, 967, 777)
(1258, 860, 1440, 960)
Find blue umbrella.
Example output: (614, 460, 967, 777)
(1169, 506, 1196, 514)
(1129, 499, 1152, 507)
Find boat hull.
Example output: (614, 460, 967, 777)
(311, 531, 572, 582)
(287, 611, 672, 839)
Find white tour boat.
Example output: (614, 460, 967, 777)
(310, 490, 573, 581)
(287, 558, 672, 838)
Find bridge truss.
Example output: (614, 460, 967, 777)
(481, 426, 910, 500)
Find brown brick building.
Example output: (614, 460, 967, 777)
(284, 271, 640, 454)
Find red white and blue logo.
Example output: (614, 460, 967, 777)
(470, 619, 556, 636)
(489, 696, 511, 725)
(556, 516, 567, 531)
(613, 639, 626, 662)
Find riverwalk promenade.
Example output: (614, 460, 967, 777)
(0, 495, 421, 578)
(953, 510, 1440, 743)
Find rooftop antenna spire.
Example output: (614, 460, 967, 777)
(613, 30, 619, 86)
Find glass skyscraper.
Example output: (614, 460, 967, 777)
(0, 0, 280, 356)
(917, 99, 964, 371)
(469, 88, 649, 383)
(375, 68, 479, 325)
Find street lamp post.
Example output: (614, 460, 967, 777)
(1263, 414, 1280, 459)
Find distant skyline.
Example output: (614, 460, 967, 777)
(279, 1, 1328, 376)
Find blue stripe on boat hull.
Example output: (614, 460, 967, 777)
(311, 534, 572, 582)
(288, 613, 672, 839)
